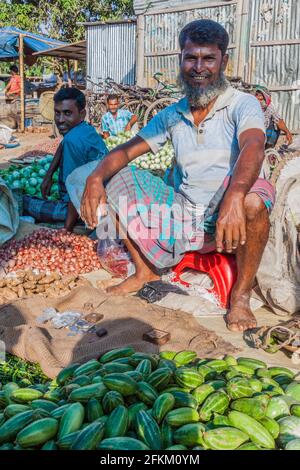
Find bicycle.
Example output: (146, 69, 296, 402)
(142, 72, 182, 126)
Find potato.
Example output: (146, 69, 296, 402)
(34, 285, 46, 293)
(1, 287, 18, 301)
(23, 281, 37, 290)
(17, 285, 26, 298)
(9, 278, 23, 287)
(27, 273, 44, 282)
(38, 275, 56, 285)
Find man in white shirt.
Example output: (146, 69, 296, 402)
(80, 19, 275, 333)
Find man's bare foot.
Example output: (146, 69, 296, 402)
(97, 278, 122, 291)
(106, 272, 160, 296)
(225, 293, 257, 332)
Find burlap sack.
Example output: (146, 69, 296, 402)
(0, 283, 237, 378)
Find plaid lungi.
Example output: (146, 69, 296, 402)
(105, 166, 276, 270)
(23, 196, 68, 223)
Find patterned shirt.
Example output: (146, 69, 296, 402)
(101, 109, 133, 136)
(138, 87, 266, 207)
(263, 103, 281, 130)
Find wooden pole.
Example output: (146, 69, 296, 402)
(67, 59, 72, 87)
(19, 34, 25, 133)
(136, 14, 145, 87)
(74, 60, 78, 87)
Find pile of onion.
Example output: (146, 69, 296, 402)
(0, 228, 102, 275)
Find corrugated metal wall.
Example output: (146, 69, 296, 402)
(86, 22, 136, 86)
(141, 2, 238, 86)
(247, 0, 300, 131)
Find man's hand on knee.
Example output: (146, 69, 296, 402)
(215, 193, 247, 253)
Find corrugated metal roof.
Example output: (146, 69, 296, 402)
(78, 19, 136, 26)
(33, 40, 86, 61)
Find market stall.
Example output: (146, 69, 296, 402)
(0, 27, 66, 132)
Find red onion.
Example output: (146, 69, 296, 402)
(0, 228, 101, 275)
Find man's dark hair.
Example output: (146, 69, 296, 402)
(107, 94, 120, 102)
(179, 19, 229, 56)
(10, 64, 19, 74)
(54, 87, 86, 111)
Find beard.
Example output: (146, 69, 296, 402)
(177, 70, 229, 108)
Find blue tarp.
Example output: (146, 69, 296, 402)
(0, 27, 66, 60)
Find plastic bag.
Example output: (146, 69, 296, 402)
(97, 238, 135, 279)
(96, 214, 135, 279)
(0, 124, 14, 145)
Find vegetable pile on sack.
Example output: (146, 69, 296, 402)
(0, 348, 300, 450)
(0, 270, 85, 305)
(0, 355, 49, 387)
(0, 155, 59, 200)
(106, 131, 174, 173)
(0, 229, 101, 276)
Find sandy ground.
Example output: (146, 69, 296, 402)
(0, 129, 57, 168)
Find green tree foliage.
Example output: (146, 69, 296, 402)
(1, 0, 134, 41)
(0, 2, 39, 31)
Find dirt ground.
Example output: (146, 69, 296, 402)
(0, 129, 58, 168)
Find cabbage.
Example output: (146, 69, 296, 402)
(11, 180, 22, 189)
(22, 167, 31, 178)
(26, 186, 36, 196)
(29, 177, 38, 187)
(105, 131, 174, 174)
(12, 171, 20, 179)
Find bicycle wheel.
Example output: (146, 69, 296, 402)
(143, 97, 178, 127)
(88, 100, 106, 126)
(122, 100, 151, 128)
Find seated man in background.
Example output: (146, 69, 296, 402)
(101, 94, 138, 139)
(23, 87, 108, 232)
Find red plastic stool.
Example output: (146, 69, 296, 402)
(172, 252, 237, 309)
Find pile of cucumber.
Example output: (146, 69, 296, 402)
(0, 348, 299, 450)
